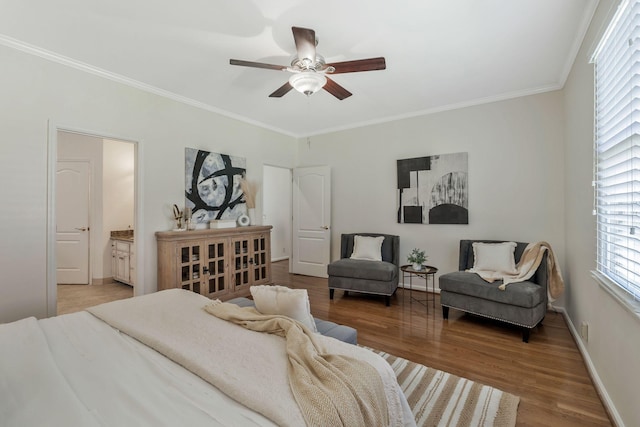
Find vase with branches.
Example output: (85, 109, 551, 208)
(239, 178, 258, 224)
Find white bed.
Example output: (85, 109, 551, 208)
(1, 289, 415, 427)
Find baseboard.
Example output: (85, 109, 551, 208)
(271, 256, 289, 262)
(91, 277, 114, 285)
(398, 282, 441, 294)
(552, 306, 624, 427)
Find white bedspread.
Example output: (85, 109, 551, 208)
(1, 312, 276, 426)
(0, 289, 415, 426)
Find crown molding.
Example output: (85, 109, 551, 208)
(0, 32, 572, 140)
(300, 83, 563, 138)
(0, 34, 298, 138)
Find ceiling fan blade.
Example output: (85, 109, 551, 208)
(327, 57, 386, 74)
(292, 26, 316, 66)
(230, 59, 287, 71)
(269, 82, 294, 98)
(323, 77, 352, 100)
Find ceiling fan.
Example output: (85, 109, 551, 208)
(229, 26, 386, 100)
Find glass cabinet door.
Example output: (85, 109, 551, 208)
(230, 233, 271, 290)
(250, 234, 270, 285)
(177, 243, 202, 294)
(204, 239, 228, 299)
(231, 237, 251, 292)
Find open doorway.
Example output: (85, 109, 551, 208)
(262, 165, 292, 263)
(52, 130, 137, 315)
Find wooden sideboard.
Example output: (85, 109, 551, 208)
(156, 225, 272, 300)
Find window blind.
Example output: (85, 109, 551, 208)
(594, 0, 640, 301)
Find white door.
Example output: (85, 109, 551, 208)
(292, 166, 331, 277)
(56, 161, 90, 284)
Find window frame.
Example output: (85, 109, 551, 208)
(592, 0, 640, 320)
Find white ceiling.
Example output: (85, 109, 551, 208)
(0, 0, 598, 137)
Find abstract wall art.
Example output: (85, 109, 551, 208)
(185, 148, 247, 223)
(397, 152, 468, 224)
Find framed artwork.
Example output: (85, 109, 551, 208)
(185, 148, 247, 224)
(397, 152, 468, 224)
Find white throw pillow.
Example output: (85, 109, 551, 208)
(250, 285, 317, 332)
(350, 235, 384, 261)
(472, 242, 518, 274)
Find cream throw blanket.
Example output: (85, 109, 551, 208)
(469, 241, 564, 302)
(205, 300, 388, 427)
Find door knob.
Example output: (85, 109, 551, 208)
(75, 227, 88, 231)
(322, 226, 330, 230)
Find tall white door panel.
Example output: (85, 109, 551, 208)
(56, 161, 90, 284)
(292, 166, 331, 277)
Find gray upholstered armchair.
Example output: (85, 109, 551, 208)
(327, 233, 400, 306)
(439, 239, 548, 342)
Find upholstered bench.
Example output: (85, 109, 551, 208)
(227, 297, 358, 344)
(439, 240, 548, 343)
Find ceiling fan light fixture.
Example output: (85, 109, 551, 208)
(288, 72, 327, 96)
(230, 26, 384, 100)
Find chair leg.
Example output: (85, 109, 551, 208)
(329, 289, 334, 300)
(385, 296, 390, 306)
(442, 306, 449, 319)
(522, 328, 530, 343)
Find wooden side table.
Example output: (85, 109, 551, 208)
(401, 264, 438, 311)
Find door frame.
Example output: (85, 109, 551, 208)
(46, 121, 144, 317)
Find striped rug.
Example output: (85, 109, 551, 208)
(369, 348, 520, 427)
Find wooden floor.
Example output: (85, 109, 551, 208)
(56, 262, 612, 426)
(272, 261, 612, 427)
(57, 282, 133, 315)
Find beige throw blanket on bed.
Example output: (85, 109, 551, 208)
(471, 241, 564, 302)
(87, 289, 409, 427)
(204, 300, 388, 427)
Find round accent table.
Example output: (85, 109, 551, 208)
(401, 264, 438, 311)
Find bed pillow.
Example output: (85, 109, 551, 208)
(350, 235, 384, 261)
(250, 285, 317, 332)
(472, 241, 518, 274)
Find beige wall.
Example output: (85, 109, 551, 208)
(297, 91, 567, 296)
(0, 44, 296, 322)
